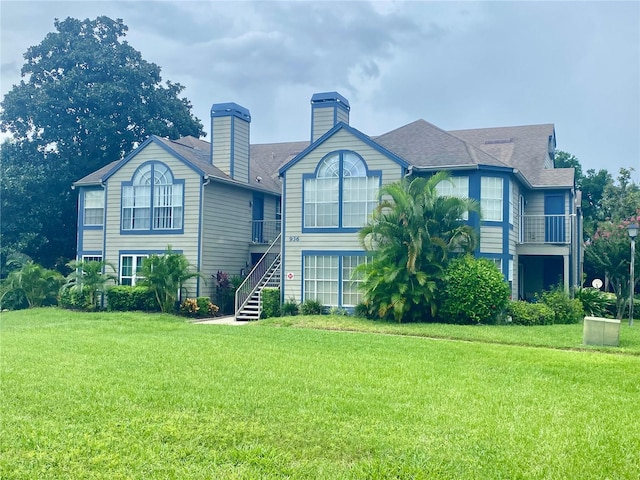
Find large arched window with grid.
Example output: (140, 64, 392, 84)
(122, 162, 183, 232)
(303, 151, 380, 230)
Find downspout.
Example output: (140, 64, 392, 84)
(198, 175, 211, 297)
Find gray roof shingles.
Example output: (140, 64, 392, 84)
(74, 120, 572, 191)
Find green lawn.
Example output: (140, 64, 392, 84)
(2, 309, 639, 479)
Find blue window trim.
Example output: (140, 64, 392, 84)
(302, 150, 382, 233)
(78, 250, 102, 260)
(77, 186, 106, 256)
(119, 161, 185, 235)
(301, 250, 369, 309)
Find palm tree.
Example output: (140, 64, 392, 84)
(0, 256, 64, 309)
(358, 172, 479, 322)
(63, 259, 117, 310)
(139, 246, 202, 313)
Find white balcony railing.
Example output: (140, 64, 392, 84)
(251, 220, 281, 244)
(520, 214, 573, 245)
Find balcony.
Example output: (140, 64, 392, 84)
(519, 214, 573, 245)
(251, 220, 281, 244)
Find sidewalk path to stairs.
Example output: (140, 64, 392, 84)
(191, 315, 247, 325)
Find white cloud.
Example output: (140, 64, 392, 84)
(1, 0, 638, 177)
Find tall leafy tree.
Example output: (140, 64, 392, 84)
(554, 150, 613, 238)
(1, 16, 204, 268)
(585, 212, 640, 319)
(554, 150, 584, 186)
(600, 168, 640, 224)
(581, 168, 613, 237)
(358, 172, 479, 322)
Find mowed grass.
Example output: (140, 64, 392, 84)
(1, 309, 639, 479)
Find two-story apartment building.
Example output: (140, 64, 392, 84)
(74, 92, 581, 318)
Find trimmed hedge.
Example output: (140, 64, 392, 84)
(58, 288, 94, 311)
(106, 286, 160, 312)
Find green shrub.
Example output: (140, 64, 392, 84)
(281, 298, 299, 316)
(354, 302, 371, 318)
(538, 287, 584, 324)
(0, 287, 28, 310)
(437, 255, 510, 324)
(58, 287, 93, 311)
(106, 286, 159, 312)
(507, 300, 555, 326)
(574, 287, 612, 317)
(0, 259, 63, 309)
(301, 299, 324, 315)
(329, 306, 348, 316)
(261, 288, 281, 319)
(197, 297, 219, 317)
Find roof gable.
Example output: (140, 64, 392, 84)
(94, 136, 208, 184)
(279, 121, 409, 175)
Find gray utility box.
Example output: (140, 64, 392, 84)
(583, 316, 621, 347)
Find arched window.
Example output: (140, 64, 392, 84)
(303, 151, 379, 229)
(122, 163, 183, 231)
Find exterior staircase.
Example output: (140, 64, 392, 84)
(235, 234, 281, 321)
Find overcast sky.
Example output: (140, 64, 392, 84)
(1, 1, 638, 179)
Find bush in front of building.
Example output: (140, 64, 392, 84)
(260, 288, 281, 319)
(300, 299, 324, 315)
(537, 286, 584, 324)
(106, 286, 159, 312)
(506, 300, 555, 326)
(437, 255, 510, 324)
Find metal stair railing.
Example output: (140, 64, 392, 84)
(235, 233, 281, 316)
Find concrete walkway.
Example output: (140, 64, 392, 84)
(191, 315, 247, 325)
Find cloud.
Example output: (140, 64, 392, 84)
(1, 1, 638, 175)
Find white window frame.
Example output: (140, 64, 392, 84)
(436, 176, 469, 220)
(83, 190, 104, 226)
(304, 255, 339, 306)
(304, 176, 339, 228)
(304, 152, 379, 229)
(82, 255, 103, 263)
(122, 163, 183, 231)
(153, 164, 183, 230)
(509, 181, 514, 225)
(341, 255, 368, 307)
(481, 177, 503, 222)
(120, 254, 148, 286)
